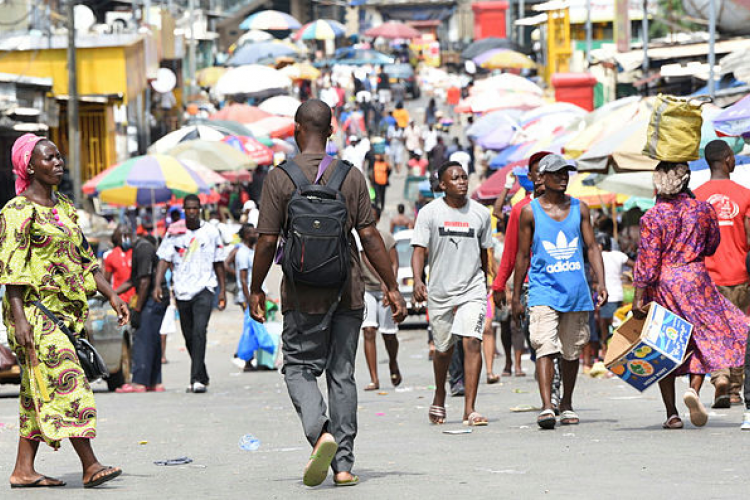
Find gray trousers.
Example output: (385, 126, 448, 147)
(281, 308, 363, 473)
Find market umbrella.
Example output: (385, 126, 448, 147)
(203, 119, 256, 137)
(459, 91, 544, 114)
(462, 37, 525, 60)
(566, 173, 629, 208)
(323, 48, 394, 66)
(474, 49, 536, 70)
(226, 41, 299, 66)
(702, 105, 744, 154)
(466, 110, 521, 139)
(520, 102, 587, 125)
(472, 159, 525, 202)
(210, 103, 273, 124)
(247, 116, 296, 139)
(214, 65, 292, 97)
(221, 170, 253, 183)
(279, 62, 321, 81)
(713, 93, 750, 137)
(221, 135, 274, 165)
(477, 125, 517, 151)
(82, 155, 210, 206)
(293, 19, 346, 41)
(258, 95, 301, 117)
(239, 10, 302, 30)
(576, 118, 659, 172)
(166, 140, 257, 171)
(236, 29, 273, 45)
(179, 159, 230, 186)
(364, 21, 421, 39)
(473, 74, 543, 96)
(148, 125, 231, 154)
(196, 66, 227, 88)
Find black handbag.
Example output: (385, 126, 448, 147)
(32, 301, 109, 382)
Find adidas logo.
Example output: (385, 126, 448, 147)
(546, 261, 582, 273)
(542, 231, 579, 261)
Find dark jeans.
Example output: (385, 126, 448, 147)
(373, 184, 386, 211)
(449, 340, 465, 388)
(131, 297, 168, 387)
(176, 289, 214, 385)
(282, 308, 363, 473)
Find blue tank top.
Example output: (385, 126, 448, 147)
(527, 198, 593, 312)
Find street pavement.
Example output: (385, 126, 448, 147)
(1, 99, 749, 498)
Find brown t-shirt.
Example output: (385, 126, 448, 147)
(362, 229, 396, 292)
(257, 153, 375, 314)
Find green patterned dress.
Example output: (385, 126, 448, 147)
(0, 194, 98, 449)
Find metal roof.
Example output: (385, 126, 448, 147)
(0, 33, 143, 52)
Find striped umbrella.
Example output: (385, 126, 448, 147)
(240, 10, 301, 31)
(148, 125, 231, 154)
(82, 155, 210, 206)
(293, 19, 346, 41)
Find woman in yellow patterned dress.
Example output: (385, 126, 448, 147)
(1, 134, 129, 489)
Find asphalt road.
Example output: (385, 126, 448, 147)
(1, 98, 749, 499)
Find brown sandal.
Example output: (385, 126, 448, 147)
(486, 373, 500, 384)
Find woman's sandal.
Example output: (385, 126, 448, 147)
(463, 412, 489, 426)
(364, 382, 379, 391)
(501, 368, 513, 377)
(429, 405, 446, 424)
(662, 414, 684, 429)
(390, 372, 402, 387)
(537, 409, 557, 429)
(83, 466, 122, 489)
(486, 373, 500, 384)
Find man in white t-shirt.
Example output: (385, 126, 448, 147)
(412, 161, 493, 427)
(153, 194, 227, 393)
(595, 233, 633, 360)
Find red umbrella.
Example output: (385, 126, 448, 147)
(221, 135, 274, 165)
(210, 103, 272, 124)
(364, 21, 421, 39)
(248, 116, 296, 139)
(471, 160, 525, 203)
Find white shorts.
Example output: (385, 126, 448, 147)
(429, 300, 485, 353)
(362, 291, 398, 334)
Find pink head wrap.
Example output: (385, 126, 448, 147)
(11, 133, 45, 195)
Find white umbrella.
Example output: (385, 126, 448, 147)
(594, 171, 655, 198)
(214, 65, 292, 96)
(473, 73, 543, 96)
(259, 95, 302, 117)
(148, 125, 230, 154)
(236, 30, 273, 45)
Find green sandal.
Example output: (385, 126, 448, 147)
(334, 475, 360, 487)
(302, 439, 338, 487)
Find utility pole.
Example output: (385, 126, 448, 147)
(518, 0, 525, 46)
(708, 0, 716, 98)
(66, 0, 81, 207)
(585, 0, 592, 66)
(188, 0, 197, 100)
(642, 0, 649, 72)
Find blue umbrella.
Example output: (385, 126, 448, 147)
(315, 48, 394, 67)
(466, 110, 521, 139)
(227, 42, 298, 66)
(690, 155, 750, 171)
(713, 94, 750, 138)
(489, 144, 524, 170)
(477, 127, 516, 151)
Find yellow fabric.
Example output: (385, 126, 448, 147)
(642, 94, 703, 162)
(0, 195, 99, 448)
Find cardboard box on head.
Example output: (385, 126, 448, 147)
(604, 303, 693, 392)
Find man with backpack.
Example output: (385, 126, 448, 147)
(250, 99, 407, 488)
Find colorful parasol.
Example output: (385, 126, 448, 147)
(148, 125, 231, 154)
(210, 103, 273, 124)
(294, 19, 346, 41)
(221, 135, 274, 165)
(279, 62, 321, 81)
(196, 67, 227, 88)
(239, 10, 302, 31)
(82, 155, 210, 206)
(247, 116, 296, 139)
(364, 21, 421, 39)
(167, 140, 257, 172)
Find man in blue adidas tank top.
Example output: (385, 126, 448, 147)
(511, 154, 607, 430)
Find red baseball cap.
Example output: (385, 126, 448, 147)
(528, 151, 553, 169)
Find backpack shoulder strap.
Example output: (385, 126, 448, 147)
(278, 160, 310, 190)
(326, 160, 353, 191)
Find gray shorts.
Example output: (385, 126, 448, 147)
(429, 300, 485, 353)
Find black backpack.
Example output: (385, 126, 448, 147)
(279, 158, 352, 330)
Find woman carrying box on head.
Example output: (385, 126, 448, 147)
(632, 161, 750, 430)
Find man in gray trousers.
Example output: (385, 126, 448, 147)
(250, 99, 407, 487)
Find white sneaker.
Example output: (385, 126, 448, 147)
(741, 411, 750, 430)
(191, 382, 207, 393)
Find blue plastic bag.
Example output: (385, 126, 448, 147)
(237, 309, 260, 361)
(237, 309, 275, 361)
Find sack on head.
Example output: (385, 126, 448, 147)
(642, 94, 708, 162)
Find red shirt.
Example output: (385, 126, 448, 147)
(446, 86, 461, 106)
(492, 195, 532, 292)
(694, 179, 750, 286)
(104, 247, 135, 303)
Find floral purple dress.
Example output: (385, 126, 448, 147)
(633, 193, 749, 375)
